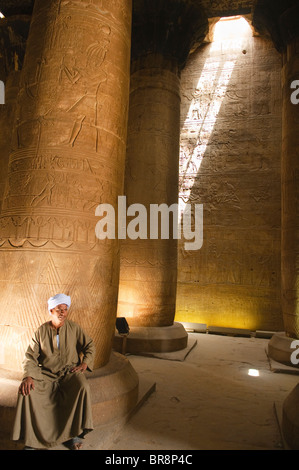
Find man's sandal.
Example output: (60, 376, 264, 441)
(65, 437, 83, 450)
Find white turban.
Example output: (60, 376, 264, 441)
(48, 293, 71, 312)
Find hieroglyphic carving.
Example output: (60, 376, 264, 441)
(18, 8, 113, 153)
(118, 56, 181, 327)
(0, 71, 21, 211)
(280, 37, 299, 338)
(0, 212, 110, 252)
(177, 22, 282, 331)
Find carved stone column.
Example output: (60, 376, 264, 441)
(278, 7, 299, 452)
(115, 0, 208, 353)
(254, 0, 299, 449)
(254, 1, 299, 363)
(0, 0, 132, 371)
(118, 54, 181, 329)
(0, 72, 20, 209)
(280, 13, 299, 342)
(0, 16, 30, 209)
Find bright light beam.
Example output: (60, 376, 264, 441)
(179, 16, 252, 220)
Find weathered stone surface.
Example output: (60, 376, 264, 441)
(176, 16, 283, 331)
(252, 1, 299, 341)
(0, 0, 296, 350)
(0, 71, 20, 209)
(117, 54, 180, 328)
(282, 383, 299, 449)
(281, 37, 299, 339)
(114, 323, 188, 354)
(268, 332, 299, 367)
(118, 2, 207, 330)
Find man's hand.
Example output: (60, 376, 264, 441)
(19, 377, 35, 396)
(70, 362, 88, 373)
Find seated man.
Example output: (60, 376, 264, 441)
(12, 293, 95, 450)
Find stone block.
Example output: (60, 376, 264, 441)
(113, 322, 188, 354)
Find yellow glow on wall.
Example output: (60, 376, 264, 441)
(174, 307, 262, 332)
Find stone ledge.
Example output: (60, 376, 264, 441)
(113, 322, 188, 355)
(180, 322, 207, 333)
(267, 332, 299, 368)
(87, 352, 139, 426)
(208, 325, 252, 337)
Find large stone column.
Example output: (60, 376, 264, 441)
(280, 15, 299, 341)
(0, 0, 132, 371)
(0, 15, 30, 209)
(254, 1, 299, 365)
(118, 54, 181, 328)
(276, 17, 299, 451)
(115, 0, 208, 353)
(0, 72, 20, 209)
(254, 0, 299, 449)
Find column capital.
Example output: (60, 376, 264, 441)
(253, 0, 299, 52)
(131, 0, 208, 70)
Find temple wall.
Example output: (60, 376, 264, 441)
(176, 20, 283, 331)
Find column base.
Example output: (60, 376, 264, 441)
(282, 383, 299, 449)
(0, 352, 139, 449)
(88, 352, 139, 426)
(113, 322, 188, 355)
(267, 332, 299, 368)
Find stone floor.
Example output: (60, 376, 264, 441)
(51, 332, 298, 451)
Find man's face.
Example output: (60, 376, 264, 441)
(50, 303, 68, 327)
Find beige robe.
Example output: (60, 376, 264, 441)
(12, 319, 95, 449)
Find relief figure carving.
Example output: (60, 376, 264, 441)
(31, 175, 56, 207)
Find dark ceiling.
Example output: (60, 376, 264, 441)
(0, 0, 34, 17)
(0, 0, 298, 54)
(0, 0, 255, 19)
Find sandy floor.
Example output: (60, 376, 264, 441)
(73, 332, 299, 451)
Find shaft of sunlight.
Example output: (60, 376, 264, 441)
(179, 16, 253, 221)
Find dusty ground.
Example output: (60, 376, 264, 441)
(75, 332, 299, 451)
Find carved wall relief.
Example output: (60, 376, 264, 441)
(177, 18, 283, 331)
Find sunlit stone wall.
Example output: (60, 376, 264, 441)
(176, 16, 283, 331)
